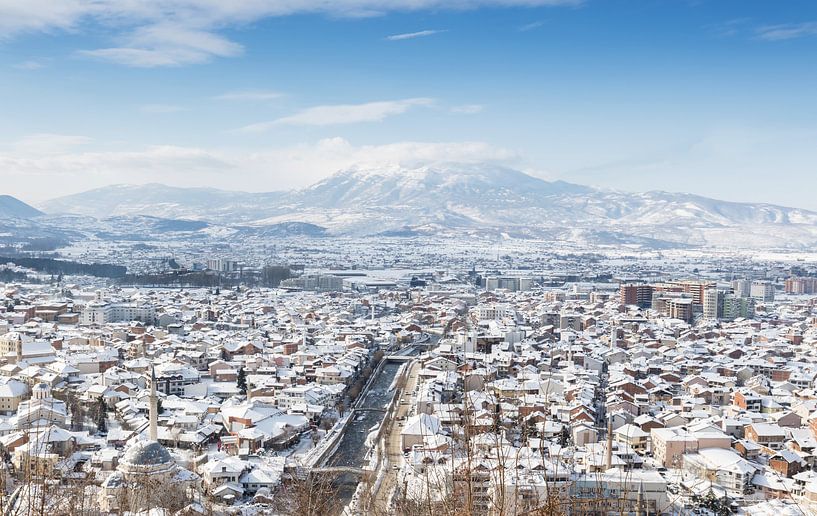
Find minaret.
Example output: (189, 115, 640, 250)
(605, 415, 613, 470)
(149, 366, 158, 441)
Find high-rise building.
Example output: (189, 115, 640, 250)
(731, 279, 752, 298)
(750, 280, 775, 302)
(619, 284, 654, 308)
(703, 288, 723, 320)
(722, 295, 755, 321)
(667, 298, 694, 322)
(206, 258, 237, 273)
(704, 288, 755, 321)
(784, 277, 817, 294)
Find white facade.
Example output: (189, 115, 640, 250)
(750, 280, 775, 302)
(80, 302, 157, 325)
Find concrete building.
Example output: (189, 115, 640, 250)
(703, 288, 723, 320)
(485, 276, 533, 292)
(619, 284, 653, 308)
(731, 279, 752, 298)
(80, 301, 157, 326)
(750, 280, 775, 302)
(784, 276, 817, 294)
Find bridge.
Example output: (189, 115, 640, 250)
(311, 466, 375, 481)
(352, 407, 387, 413)
(384, 355, 413, 362)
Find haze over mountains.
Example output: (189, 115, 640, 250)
(7, 163, 817, 249)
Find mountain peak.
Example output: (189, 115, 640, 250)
(0, 195, 44, 219)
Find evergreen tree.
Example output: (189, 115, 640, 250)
(237, 367, 247, 395)
(95, 398, 108, 434)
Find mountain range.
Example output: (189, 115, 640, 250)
(9, 163, 817, 248)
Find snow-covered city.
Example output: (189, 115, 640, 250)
(1, 236, 817, 515)
(3, 1, 817, 514)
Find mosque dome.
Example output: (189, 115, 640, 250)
(123, 440, 172, 466)
(119, 440, 176, 477)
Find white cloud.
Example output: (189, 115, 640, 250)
(518, 20, 544, 32)
(451, 104, 484, 114)
(386, 29, 446, 41)
(238, 98, 434, 131)
(13, 59, 46, 70)
(78, 25, 243, 67)
(0, 0, 580, 67)
(756, 22, 817, 41)
(214, 89, 283, 101)
(0, 0, 90, 37)
(1, 138, 517, 201)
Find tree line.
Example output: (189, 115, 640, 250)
(0, 256, 126, 278)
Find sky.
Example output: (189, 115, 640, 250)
(1, 0, 817, 209)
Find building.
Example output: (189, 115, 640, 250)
(745, 423, 786, 451)
(784, 276, 817, 294)
(80, 301, 157, 326)
(683, 448, 758, 495)
(572, 470, 669, 515)
(667, 298, 694, 323)
(280, 274, 344, 292)
(619, 284, 654, 308)
(658, 281, 714, 305)
(99, 367, 198, 512)
(16, 383, 68, 429)
(703, 288, 723, 320)
(207, 259, 238, 273)
(0, 379, 28, 414)
(731, 279, 752, 298)
(485, 276, 533, 292)
(704, 289, 755, 321)
(721, 295, 754, 321)
(750, 280, 775, 302)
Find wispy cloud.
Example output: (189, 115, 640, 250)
(13, 59, 46, 70)
(756, 21, 817, 41)
(78, 25, 243, 67)
(0, 0, 579, 67)
(214, 89, 283, 101)
(386, 29, 446, 41)
(451, 104, 484, 114)
(704, 18, 750, 38)
(518, 21, 544, 32)
(238, 98, 434, 132)
(140, 104, 185, 113)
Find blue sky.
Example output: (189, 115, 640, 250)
(1, 0, 816, 209)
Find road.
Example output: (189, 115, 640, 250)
(372, 358, 422, 510)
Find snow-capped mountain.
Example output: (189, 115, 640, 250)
(37, 163, 817, 248)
